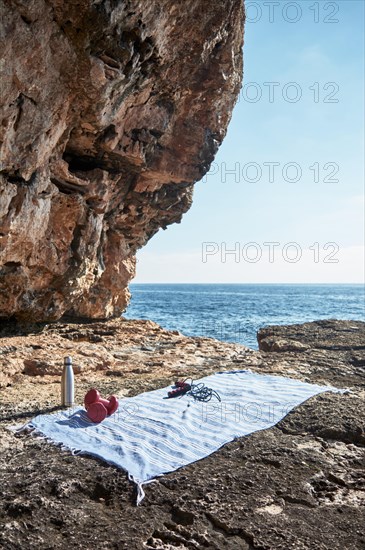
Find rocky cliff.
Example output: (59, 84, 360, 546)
(0, 0, 244, 321)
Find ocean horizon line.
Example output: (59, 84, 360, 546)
(130, 282, 364, 286)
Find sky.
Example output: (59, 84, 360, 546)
(135, 0, 364, 284)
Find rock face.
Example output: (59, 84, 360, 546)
(0, 0, 244, 321)
(0, 319, 364, 549)
(258, 319, 365, 353)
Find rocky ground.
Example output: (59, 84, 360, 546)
(0, 318, 364, 549)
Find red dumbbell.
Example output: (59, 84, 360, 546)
(84, 389, 119, 422)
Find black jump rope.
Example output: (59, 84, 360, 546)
(165, 379, 221, 402)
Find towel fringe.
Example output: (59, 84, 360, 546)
(128, 474, 158, 505)
(11, 423, 158, 505)
(7, 422, 34, 434)
(8, 422, 81, 455)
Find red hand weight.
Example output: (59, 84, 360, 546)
(84, 388, 119, 422)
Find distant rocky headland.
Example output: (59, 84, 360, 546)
(0, 318, 364, 548)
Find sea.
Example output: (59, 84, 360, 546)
(124, 284, 365, 350)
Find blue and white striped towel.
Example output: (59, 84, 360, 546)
(22, 370, 343, 503)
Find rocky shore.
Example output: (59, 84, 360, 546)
(0, 318, 364, 549)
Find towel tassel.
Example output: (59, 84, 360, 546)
(128, 474, 157, 505)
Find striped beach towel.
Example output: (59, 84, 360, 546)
(19, 370, 343, 503)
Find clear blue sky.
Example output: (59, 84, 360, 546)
(135, 0, 364, 283)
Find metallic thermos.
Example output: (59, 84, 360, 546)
(61, 356, 74, 407)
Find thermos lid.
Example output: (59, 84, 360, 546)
(64, 356, 72, 364)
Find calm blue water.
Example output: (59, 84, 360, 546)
(124, 284, 365, 349)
